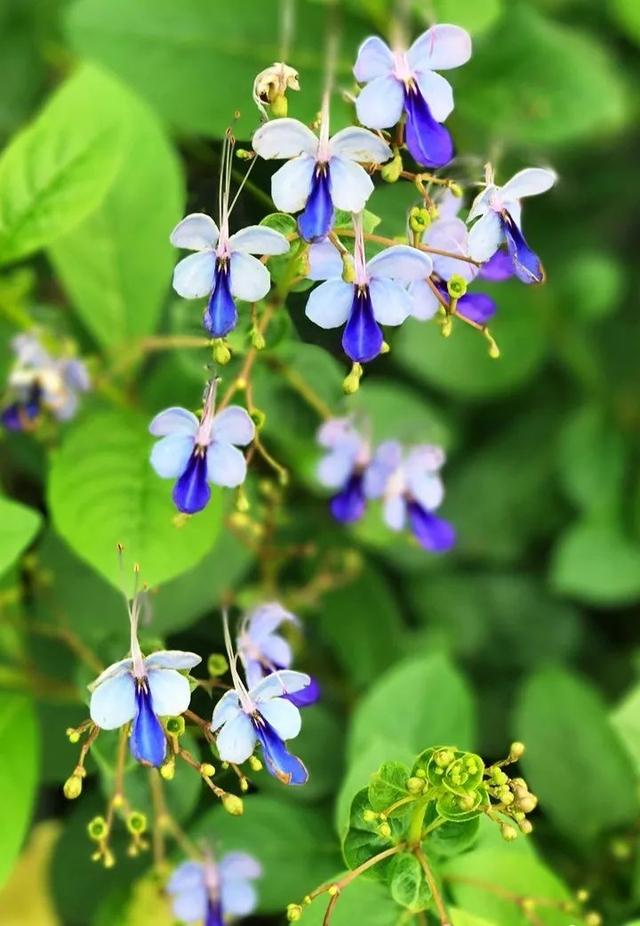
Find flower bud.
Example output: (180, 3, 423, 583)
(378, 822, 391, 838)
(235, 148, 253, 160)
(212, 339, 231, 365)
(380, 341, 390, 354)
(250, 327, 266, 350)
(519, 819, 533, 834)
(222, 793, 244, 816)
(441, 316, 453, 338)
(126, 811, 147, 835)
(434, 749, 455, 769)
(408, 206, 431, 234)
(328, 885, 339, 896)
(165, 715, 185, 736)
(448, 181, 463, 198)
(103, 849, 115, 869)
(407, 777, 425, 795)
(509, 741, 525, 760)
(160, 758, 175, 780)
(381, 150, 403, 183)
(66, 727, 81, 744)
(63, 774, 83, 800)
(447, 275, 467, 300)
(88, 816, 108, 842)
(249, 755, 263, 772)
(500, 823, 518, 842)
(111, 793, 125, 810)
(200, 763, 216, 778)
(362, 809, 377, 823)
(585, 913, 602, 926)
(250, 408, 267, 430)
(576, 889, 590, 903)
(343, 363, 363, 394)
(287, 903, 303, 922)
(208, 653, 229, 677)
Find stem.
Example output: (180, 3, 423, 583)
(270, 359, 333, 420)
(217, 303, 276, 412)
(407, 797, 429, 847)
(415, 847, 451, 926)
(334, 227, 481, 266)
(307, 844, 405, 903)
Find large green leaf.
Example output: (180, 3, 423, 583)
(49, 87, 184, 350)
(0, 694, 40, 889)
(0, 495, 41, 578)
(611, 0, 640, 44)
(611, 681, 640, 776)
(48, 408, 222, 591)
(551, 519, 640, 605)
(556, 406, 626, 515)
(0, 64, 130, 265)
(336, 736, 415, 836)
(515, 668, 638, 844)
(299, 875, 402, 925)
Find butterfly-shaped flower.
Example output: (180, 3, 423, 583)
(237, 602, 320, 707)
(467, 166, 557, 284)
(305, 214, 433, 363)
(316, 417, 371, 523)
(89, 590, 200, 768)
(211, 614, 310, 785)
(364, 442, 455, 552)
(353, 25, 471, 168)
(252, 97, 392, 242)
(150, 380, 254, 515)
(167, 852, 261, 926)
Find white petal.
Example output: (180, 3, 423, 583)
(221, 880, 258, 917)
(144, 651, 202, 671)
(88, 657, 133, 691)
(229, 251, 271, 302)
(149, 407, 199, 437)
(147, 668, 192, 716)
(206, 441, 247, 487)
(500, 167, 557, 201)
(329, 127, 391, 164)
(211, 406, 255, 446)
(212, 689, 242, 730)
(354, 35, 394, 82)
(317, 448, 356, 488)
(259, 697, 301, 740)
(150, 433, 194, 478)
(170, 213, 219, 251)
(305, 279, 353, 329)
(90, 672, 136, 729)
(414, 70, 454, 123)
(467, 187, 495, 222)
(219, 852, 262, 882)
(216, 711, 256, 763)
(426, 217, 477, 282)
(468, 211, 503, 262)
(367, 244, 433, 282)
(250, 669, 310, 703)
(408, 472, 444, 511)
(252, 118, 319, 159)
(408, 25, 472, 72)
(369, 278, 412, 326)
(229, 225, 290, 256)
(171, 885, 208, 923)
(355, 74, 404, 129)
(173, 251, 216, 299)
(328, 157, 374, 212)
(308, 239, 343, 281)
(271, 156, 316, 213)
(408, 279, 440, 321)
(384, 494, 407, 531)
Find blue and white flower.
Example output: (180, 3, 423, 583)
(353, 25, 471, 168)
(149, 380, 255, 515)
(316, 417, 371, 523)
(467, 166, 557, 284)
(167, 851, 261, 926)
(252, 97, 392, 242)
(305, 213, 433, 363)
(89, 590, 200, 768)
(211, 614, 310, 785)
(364, 442, 455, 552)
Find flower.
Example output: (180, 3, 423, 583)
(149, 380, 254, 515)
(252, 96, 392, 241)
(211, 614, 310, 785)
(353, 25, 472, 168)
(89, 588, 200, 768)
(467, 166, 557, 284)
(167, 852, 261, 925)
(364, 442, 455, 552)
(1, 333, 89, 431)
(304, 213, 433, 363)
(316, 417, 371, 523)
(237, 602, 320, 707)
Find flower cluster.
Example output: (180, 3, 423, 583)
(317, 417, 454, 553)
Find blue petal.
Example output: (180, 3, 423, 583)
(203, 261, 238, 337)
(407, 501, 456, 553)
(342, 286, 383, 363)
(285, 676, 321, 708)
(172, 451, 211, 514)
(330, 472, 366, 523)
(297, 166, 334, 242)
(1, 386, 41, 431)
(478, 249, 514, 282)
(404, 86, 453, 168)
(206, 899, 224, 926)
(130, 683, 167, 767)
(501, 213, 545, 284)
(457, 292, 497, 325)
(253, 715, 308, 785)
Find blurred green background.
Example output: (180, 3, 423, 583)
(1, 0, 640, 924)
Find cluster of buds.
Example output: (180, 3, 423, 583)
(483, 742, 538, 839)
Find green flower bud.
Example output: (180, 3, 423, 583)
(408, 206, 431, 234)
(165, 715, 185, 736)
(381, 151, 403, 183)
(222, 793, 244, 816)
(103, 849, 116, 869)
(576, 889, 590, 903)
(63, 774, 83, 800)
(66, 727, 81, 744)
(250, 327, 266, 350)
(160, 758, 175, 780)
(519, 818, 533, 835)
(212, 339, 231, 365)
(235, 148, 253, 160)
(88, 816, 108, 842)
(407, 777, 425, 795)
(208, 653, 229, 677)
(434, 748, 455, 769)
(447, 274, 467, 299)
(287, 903, 303, 922)
(585, 913, 602, 926)
(126, 811, 147, 835)
(249, 755, 263, 772)
(200, 763, 216, 778)
(509, 741, 525, 760)
(441, 316, 453, 338)
(378, 822, 391, 838)
(448, 181, 463, 198)
(341, 253, 356, 284)
(362, 808, 378, 823)
(343, 363, 363, 394)
(500, 823, 518, 842)
(517, 794, 538, 813)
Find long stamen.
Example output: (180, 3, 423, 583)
(129, 565, 146, 678)
(352, 212, 368, 285)
(222, 610, 254, 712)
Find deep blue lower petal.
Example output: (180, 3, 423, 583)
(457, 292, 497, 325)
(501, 213, 544, 285)
(1, 386, 41, 432)
(205, 899, 224, 926)
(297, 167, 334, 242)
(172, 451, 211, 514)
(407, 501, 456, 553)
(285, 676, 321, 708)
(404, 87, 453, 168)
(330, 472, 366, 523)
(342, 287, 383, 363)
(130, 684, 167, 767)
(479, 249, 514, 282)
(203, 262, 238, 337)
(253, 715, 308, 785)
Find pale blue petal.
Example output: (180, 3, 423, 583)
(363, 440, 402, 498)
(329, 127, 391, 164)
(408, 25, 472, 72)
(384, 494, 407, 531)
(206, 441, 247, 487)
(408, 472, 444, 511)
(216, 711, 256, 763)
(468, 211, 502, 262)
(167, 860, 205, 895)
(172, 251, 216, 298)
(308, 239, 342, 281)
(270, 155, 316, 213)
(229, 225, 290, 256)
(426, 217, 477, 282)
(170, 213, 219, 251)
(150, 433, 194, 478)
(317, 447, 356, 488)
(407, 444, 446, 473)
(221, 879, 258, 917)
(354, 35, 394, 82)
(147, 669, 192, 716)
(144, 650, 201, 671)
(90, 672, 136, 729)
(414, 69, 454, 122)
(212, 689, 242, 729)
(305, 279, 353, 328)
(170, 881, 208, 923)
(369, 278, 412, 326)
(87, 657, 133, 691)
(259, 697, 301, 740)
(252, 118, 318, 159)
(367, 245, 433, 282)
(260, 633, 293, 668)
(328, 157, 374, 212)
(210, 406, 255, 447)
(408, 279, 440, 321)
(149, 407, 199, 437)
(229, 251, 271, 302)
(317, 417, 360, 450)
(467, 187, 494, 222)
(434, 188, 463, 220)
(219, 852, 262, 881)
(247, 603, 298, 642)
(250, 670, 310, 703)
(500, 167, 557, 201)
(355, 74, 404, 129)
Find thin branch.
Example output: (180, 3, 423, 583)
(414, 847, 451, 926)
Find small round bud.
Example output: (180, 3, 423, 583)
(160, 758, 175, 780)
(585, 913, 602, 926)
(517, 794, 538, 814)
(328, 885, 339, 897)
(441, 316, 453, 338)
(408, 206, 431, 234)
(270, 95, 288, 118)
(88, 816, 108, 841)
(380, 341, 390, 355)
(111, 793, 125, 810)
(381, 151, 403, 183)
(200, 763, 216, 778)
(249, 755, 263, 772)
(434, 749, 455, 769)
(500, 823, 518, 842)
(63, 774, 83, 800)
(208, 653, 229, 677)
(378, 822, 391, 839)
(407, 777, 425, 795)
(235, 148, 253, 160)
(287, 903, 303, 922)
(165, 715, 185, 736)
(491, 768, 508, 786)
(576, 889, 590, 903)
(66, 727, 81, 744)
(447, 275, 467, 300)
(212, 339, 231, 365)
(457, 794, 476, 810)
(509, 741, 525, 760)
(240, 777, 249, 793)
(343, 363, 363, 395)
(103, 849, 115, 869)
(235, 489, 250, 513)
(519, 819, 533, 835)
(222, 793, 244, 816)
(448, 181, 463, 198)
(126, 811, 147, 835)
(363, 809, 377, 823)
(250, 327, 266, 350)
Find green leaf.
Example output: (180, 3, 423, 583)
(49, 87, 184, 350)
(416, 0, 502, 35)
(347, 378, 453, 447)
(342, 789, 400, 883)
(611, 0, 640, 44)
(348, 652, 476, 761)
(450, 909, 498, 926)
(0, 694, 40, 889)
(551, 519, 640, 605)
(389, 852, 431, 911)
(515, 668, 638, 844)
(0, 64, 129, 265)
(557, 406, 626, 515)
(336, 737, 415, 836)
(557, 251, 624, 322)
(611, 681, 640, 776)
(0, 495, 41, 578)
(48, 408, 222, 591)
(368, 761, 410, 812)
(426, 813, 480, 858)
(298, 875, 402, 925)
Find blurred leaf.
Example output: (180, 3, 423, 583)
(0, 64, 129, 265)
(450, 909, 498, 926)
(557, 406, 626, 515)
(611, 0, 640, 44)
(298, 874, 402, 925)
(416, 0, 502, 35)
(0, 821, 61, 926)
(515, 668, 638, 844)
(0, 694, 40, 889)
(37, 701, 87, 785)
(48, 408, 222, 591)
(558, 250, 624, 321)
(0, 495, 41, 578)
(336, 736, 414, 835)
(347, 378, 454, 447)
(611, 681, 640, 775)
(0, 2, 48, 139)
(389, 851, 431, 910)
(49, 87, 184, 350)
(551, 519, 640, 605)
(118, 875, 172, 926)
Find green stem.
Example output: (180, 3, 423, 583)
(408, 797, 429, 847)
